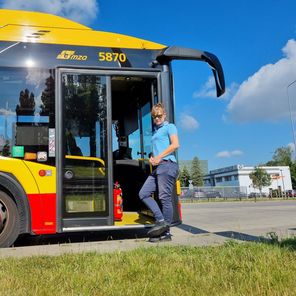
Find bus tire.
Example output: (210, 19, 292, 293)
(0, 191, 20, 248)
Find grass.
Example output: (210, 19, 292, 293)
(1, 239, 296, 295)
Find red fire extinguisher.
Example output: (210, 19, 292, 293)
(113, 182, 123, 221)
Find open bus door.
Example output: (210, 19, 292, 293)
(111, 75, 157, 219)
(110, 73, 181, 226)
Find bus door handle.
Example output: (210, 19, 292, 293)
(137, 152, 147, 156)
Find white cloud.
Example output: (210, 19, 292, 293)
(231, 150, 244, 156)
(179, 113, 199, 131)
(227, 39, 296, 122)
(193, 76, 238, 99)
(193, 76, 217, 98)
(0, 108, 14, 116)
(0, 0, 99, 25)
(26, 68, 50, 89)
(216, 150, 243, 158)
(224, 82, 240, 100)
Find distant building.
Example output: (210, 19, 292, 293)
(179, 159, 208, 175)
(203, 164, 292, 195)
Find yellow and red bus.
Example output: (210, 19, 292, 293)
(0, 9, 225, 247)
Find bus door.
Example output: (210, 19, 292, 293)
(57, 70, 112, 230)
(111, 75, 158, 214)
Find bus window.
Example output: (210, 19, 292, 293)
(62, 73, 109, 217)
(111, 76, 155, 160)
(0, 67, 55, 164)
(127, 101, 152, 159)
(141, 102, 153, 158)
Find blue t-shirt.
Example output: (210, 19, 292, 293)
(152, 121, 177, 162)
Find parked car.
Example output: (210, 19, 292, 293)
(205, 191, 222, 198)
(181, 189, 205, 198)
(286, 190, 296, 197)
(248, 192, 267, 198)
(181, 188, 221, 199)
(194, 189, 207, 198)
(181, 189, 193, 198)
(227, 190, 247, 198)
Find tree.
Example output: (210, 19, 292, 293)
(249, 167, 271, 196)
(266, 146, 296, 188)
(180, 166, 190, 187)
(290, 162, 296, 189)
(266, 147, 292, 167)
(16, 88, 35, 116)
(40, 73, 55, 123)
(191, 156, 204, 186)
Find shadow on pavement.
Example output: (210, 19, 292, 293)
(14, 224, 281, 248)
(178, 223, 270, 243)
(13, 229, 149, 247)
(177, 223, 209, 235)
(214, 231, 270, 243)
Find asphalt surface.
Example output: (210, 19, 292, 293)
(1, 199, 296, 258)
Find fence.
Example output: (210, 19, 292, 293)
(180, 186, 248, 201)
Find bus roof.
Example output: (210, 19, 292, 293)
(0, 9, 165, 50)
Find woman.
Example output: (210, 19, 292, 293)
(139, 103, 179, 242)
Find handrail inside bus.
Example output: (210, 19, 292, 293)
(65, 155, 105, 167)
(156, 46, 225, 97)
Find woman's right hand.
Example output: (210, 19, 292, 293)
(149, 156, 154, 165)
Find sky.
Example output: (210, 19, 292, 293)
(1, 0, 296, 171)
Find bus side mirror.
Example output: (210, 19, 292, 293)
(156, 46, 225, 97)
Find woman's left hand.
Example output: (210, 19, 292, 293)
(151, 155, 162, 165)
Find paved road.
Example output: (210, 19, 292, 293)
(1, 200, 296, 258)
(177, 200, 296, 241)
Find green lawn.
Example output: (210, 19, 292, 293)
(1, 239, 296, 295)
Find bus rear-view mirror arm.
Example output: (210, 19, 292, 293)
(156, 46, 225, 97)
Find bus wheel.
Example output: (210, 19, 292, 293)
(0, 191, 20, 248)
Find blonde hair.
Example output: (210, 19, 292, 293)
(151, 103, 166, 115)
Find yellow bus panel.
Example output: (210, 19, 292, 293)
(0, 9, 90, 29)
(0, 9, 165, 50)
(22, 161, 56, 194)
(0, 156, 39, 193)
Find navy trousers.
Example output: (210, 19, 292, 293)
(139, 160, 179, 224)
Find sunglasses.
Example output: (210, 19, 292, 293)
(152, 114, 164, 119)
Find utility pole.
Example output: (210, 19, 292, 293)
(287, 80, 296, 160)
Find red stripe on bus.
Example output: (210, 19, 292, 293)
(27, 193, 56, 235)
